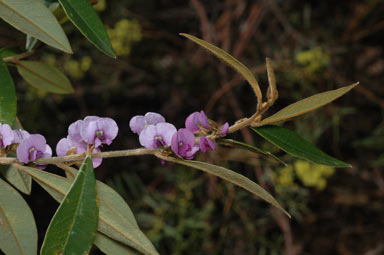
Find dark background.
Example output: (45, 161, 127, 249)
(1, 0, 384, 254)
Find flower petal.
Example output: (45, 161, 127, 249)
(68, 119, 84, 142)
(98, 117, 118, 145)
(56, 138, 71, 156)
(0, 123, 14, 147)
(139, 125, 157, 149)
(144, 112, 165, 125)
(156, 123, 177, 146)
(185, 112, 200, 133)
(129, 115, 145, 134)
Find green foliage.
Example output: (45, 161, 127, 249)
(0, 178, 37, 255)
(0, 0, 72, 53)
(0, 56, 16, 125)
(58, 0, 115, 57)
(41, 157, 98, 255)
(107, 19, 142, 57)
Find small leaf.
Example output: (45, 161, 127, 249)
(14, 164, 159, 255)
(1, 164, 32, 195)
(0, 178, 37, 255)
(260, 83, 359, 125)
(0, 0, 72, 53)
(58, 0, 115, 57)
(25, 35, 38, 51)
(95, 233, 142, 255)
(251, 125, 350, 167)
(41, 157, 98, 255)
(0, 56, 17, 125)
(180, 33, 262, 107)
(159, 155, 290, 217)
(218, 138, 287, 165)
(0, 46, 22, 58)
(16, 60, 74, 94)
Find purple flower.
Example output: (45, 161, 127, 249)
(68, 119, 84, 142)
(171, 128, 199, 159)
(130, 112, 166, 135)
(12, 129, 30, 144)
(220, 122, 229, 135)
(17, 134, 52, 167)
(185, 111, 210, 133)
(56, 137, 102, 168)
(199, 136, 216, 152)
(80, 116, 118, 147)
(139, 123, 176, 149)
(0, 123, 14, 148)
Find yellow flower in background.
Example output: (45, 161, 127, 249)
(107, 19, 142, 56)
(93, 0, 106, 12)
(64, 56, 93, 80)
(295, 47, 329, 74)
(294, 160, 335, 190)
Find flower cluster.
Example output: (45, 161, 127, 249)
(0, 122, 51, 169)
(56, 116, 118, 168)
(130, 111, 228, 159)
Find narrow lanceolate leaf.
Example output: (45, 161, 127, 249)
(0, 0, 72, 53)
(180, 33, 262, 107)
(160, 155, 290, 218)
(0, 178, 37, 255)
(0, 56, 17, 125)
(41, 157, 98, 255)
(251, 125, 350, 167)
(14, 165, 159, 255)
(95, 233, 142, 255)
(2, 164, 32, 195)
(58, 0, 115, 57)
(260, 83, 359, 125)
(218, 138, 287, 166)
(16, 60, 74, 94)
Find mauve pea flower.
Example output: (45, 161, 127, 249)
(17, 134, 52, 167)
(199, 136, 216, 152)
(68, 119, 84, 142)
(56, 138, 102, 168)
(185, 111, 210, 133)
(80, 116, 118, 147)
(171, 128, 199, 159)
(139, 123, 177, 149)
(0, 123, 14, 148)
(130, 112, 166, 135)
(12, 129, 30, 144)
(220, 122, 229, 135)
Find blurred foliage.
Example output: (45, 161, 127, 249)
(107, 19, 142, 57)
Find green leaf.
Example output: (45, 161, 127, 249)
(25, 35, 38, 51)
(14, 165, 159, 255)
(95, 233, 142, 255)
(160, 156, 290, 217)
(0, 56, 17, 125)
(218, 138, 287, 166)
(0, 46, 22, 59)
(251, 125, 350, 167)
(41, 157, 98, 255)
(1, 164, 32, 195)
(16, 60, 74, 94)
(260, 83, 359, 125)
(180, 33, 262, 105)
(0, 178, 37, 255)
(58, 0, 115, 57)
(0, 0, 72, 53)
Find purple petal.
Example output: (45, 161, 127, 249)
(12, 129, 30, 144)
(220, 122, 229, 135)
(80, 118, 98, 145)
(184, 145, 199, 159)
(171, 128, 198, 158)
(198, 111, 210, 129)
(0, 123, 14, 148)
(97, 117, 118, 145)
(199, 136, 216, 152)
(56, 138, 71, 156)
(139, 125, 157, 149)
(156, 123, 177, 146)
(16, 134, 47, 163)
(68, 120, 84, 142)
(185, 112, 200, 133)
(91, 147, 102, 168)
(43, 144, 52, 158)
(129, 116, 145, 134)
(144, 112, 165, 125)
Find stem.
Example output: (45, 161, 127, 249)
(3, 51, 34, 63)
(0, 148, 156, 165)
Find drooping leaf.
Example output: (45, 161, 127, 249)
(14, 164, 159, 255)
(251, 125, 350, 167)
(0, 0, 72, 53)
(41, 157, 98, 255)
(260, 83, 359, 125)
(159, 155, 290, 217)
(58, 0, 115, 57)
(180, 33, 262, 106)
(0, 178, 37, 255)
(218, 138, 287, 165)
(0, 56, 17, 125)
(16, 60, 74, 94)
(95, 233, 142, 255)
